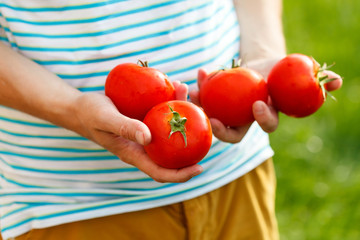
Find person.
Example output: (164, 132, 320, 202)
(0, 0, 342, 239)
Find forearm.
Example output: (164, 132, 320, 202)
(233, 0, 286, 60)
(0, 42, 83, 132)
(0, 42, 202, 182)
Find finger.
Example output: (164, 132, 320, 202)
(197, 68, 208, 89)
(137, 158, 204, 183)
(189, 90, 201, 106)
(172, 80, 188, 101)
(172, 80, 180, 89)
(322, 70, 343, 91)
(123, 142, 203, 183)
(96, 131, 203, 183)
(253, 100, 278, 133)
(112, 116, 151, 145)
(210, 118, 251, 143)
(190, 68, 208, 107)
(98, 107, 152, 145)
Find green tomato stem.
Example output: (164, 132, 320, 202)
(168, 105, 187, 147)
(231, 58, 242, 68)
(137, 60, 149, 67)
(317, 62, 339, 101)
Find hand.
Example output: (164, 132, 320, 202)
(244, 59, 343, 132)
(189, 58, 281, 143)
(243, 58, 282, 134)
(189, 69, 271, 143)
(190, 58, 343, 144)
(322, 70, 343, 91)
(72, 81, 202, 183)
(242, 58, 343, 92)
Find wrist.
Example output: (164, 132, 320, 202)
(240, 38, 286, 62)
(39, 85, 84, 133)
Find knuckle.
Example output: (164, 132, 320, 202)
(116, 124, 133, 140)
(152, 176, 165, 183)
(150, 173, 189, 184)
(176, 177, 190, 183)
(149, 171, 165, 183)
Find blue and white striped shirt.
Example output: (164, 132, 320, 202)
(0, 1, 274, 239)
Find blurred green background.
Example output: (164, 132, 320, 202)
(272, 0, 360, 239)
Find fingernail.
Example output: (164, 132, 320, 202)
(135, 131, 145, 145)
(254, 102, 265, 115)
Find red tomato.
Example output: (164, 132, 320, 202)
(199, 62, 268, 127)
(143, 100, 212, 169)
(105, 61, 175, 120)
(267, 53, 335, 117)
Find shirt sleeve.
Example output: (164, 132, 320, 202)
(0, 10, 11, 45)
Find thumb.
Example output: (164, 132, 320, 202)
(253, 100, 278, 133)
(322, 70, 343, 91)
(104, 113, 152, 145)
(197, 68, 208, 89)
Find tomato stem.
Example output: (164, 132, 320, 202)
(168, 105, 187, 147)
(231, 59, 242, 68)
(317, 62, 339, 101)
(319, 78, 338, 101)
(137, 60, 149, 68)
(318, 62, 335, 73)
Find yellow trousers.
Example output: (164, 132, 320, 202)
(3, 158, 278, 240)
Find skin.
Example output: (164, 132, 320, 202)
(190, 57, 342, 144)
(0, 42, 197, 183)
(188, 0, 288, 143)
(190, 0, 342, 143)
(0, 0, 342, 183)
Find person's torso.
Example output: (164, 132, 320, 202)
(0, 1, 273, 239)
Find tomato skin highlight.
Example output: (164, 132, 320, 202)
(143, 100, 212, 169)
(267, 54, 324, 118)
(199, 68, 268, 127)
(105, 62, 175, 120)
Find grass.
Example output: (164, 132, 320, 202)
(272, 0, 360, 239)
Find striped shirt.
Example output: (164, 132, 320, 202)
(0, 0, 274, 239)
